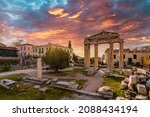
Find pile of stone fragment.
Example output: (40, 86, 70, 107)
(119, 68, 150, 100)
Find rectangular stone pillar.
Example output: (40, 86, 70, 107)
(119, 42, 124, 69)
(84, 44, 90, 68)
(37, 58, 42, 79)
(108, 43, 114, 71)
(94, 44, 98, 70)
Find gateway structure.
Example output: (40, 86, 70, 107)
(84, 31, 124, 71)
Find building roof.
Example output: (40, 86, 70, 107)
(16, 43, 33, 46)
(0, 43, 6, 47)
(0, 46, 18, 51)
(0, 43, 18, 51)
(33, 43, 72, 50)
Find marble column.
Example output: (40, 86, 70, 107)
(84, 44, 91, 68)
(94, 44, 98, 70)
(119, 42, 124, 69)
(109, 43, 114, 71)
(37, 58, 42, 79)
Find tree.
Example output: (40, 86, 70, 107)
(73, 53, 78, 62)
(12, 40, 23, 46)
(68, 40, 72, 49)
(42, 48, 70, 72)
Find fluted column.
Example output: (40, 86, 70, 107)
(94, 44, 98, 70)
(108, 43, 114, 71)
(84, 44, 91, 68)
(119, 42, 124, 69)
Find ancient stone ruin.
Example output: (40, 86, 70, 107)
(120, 68, 150, 100)
(84, 31, 124, 71)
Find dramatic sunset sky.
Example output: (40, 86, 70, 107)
(0, 0, 150, 57)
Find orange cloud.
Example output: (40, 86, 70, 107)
(122, 24, 134, 30)
(69, 11, 82, 19)
(48, 8, 70, 18)
(127, 36, 150, 42)
(58, 13, 69, 18)
(122, 22, 141, 31)
(27, 29, 66, 40)
(100, 19, 116, 29)
(48, 8, 64, 16)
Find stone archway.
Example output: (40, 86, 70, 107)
(84, 31, 124, 71)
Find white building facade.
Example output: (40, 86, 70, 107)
(16, 43, 73, 62)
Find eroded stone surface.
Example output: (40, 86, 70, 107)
(121, 81, 128, 90)
(146, 80, 150, 90)
(137, 84, 147, 96)
(97, 86, 113, 99)
(135, 95, 148, 100)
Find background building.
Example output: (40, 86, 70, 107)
(104, 46, 150, 67)
(0, 43, 18, 57)
(16, 43, 73, 62)
(33, 43, 73, 61)
(0, 43, 19, 67)
(16, 44, 33, 57)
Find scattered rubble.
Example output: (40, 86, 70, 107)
(97, 86, 114, 99)
(56, 81, 79, 89)
(137, 84, 147, 96)
(33, 85, 41, 89)
(135, 95, 148, 100)
(120, 68, 150, 100)
(122, 69, 133, 76)
(22, 77, 48, 84)
(39, 87, 49, 92)
(116, 97, 128, 100)
(121, 81, 128, 90)
(0, 79, 17, 89)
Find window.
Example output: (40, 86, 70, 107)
(133, 54, 137, 59)
(24, 47, 26, 50)
(39, 48, 41, 54)
(114, 54, 116, 59)
(124, 54, 126, 59)
(28, 47, 30, 50)
(42, 48, 44, 53)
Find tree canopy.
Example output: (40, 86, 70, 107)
(42, 48, 70, 72)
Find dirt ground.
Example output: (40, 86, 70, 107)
(44, 71, 104, 100)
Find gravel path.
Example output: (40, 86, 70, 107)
(0, 69, 37, 77)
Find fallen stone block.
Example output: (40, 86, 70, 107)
(39, 87, 49, 92)
(33, 85, 41, 89)
(116, 97, 127, 100)
(56, 81, 79, 89)
(122, 69, 133, 76)
(129, 75, 138, 85)
(137, 84, 147, 96)
(121, 81, 128, 90)
(138, 75, 148, 84)
(135, 95, 148, 100)
(124, 78, 129, 84)
(146, 80, 150, 90)
(97, 86, 113, 99)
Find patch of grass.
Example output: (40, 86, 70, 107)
(113, 70, 121, 75)
(103, 76, 124, 97)
(44, 68, 88, 76)
(0, 67, 11, 73)
(0, 74, 72, 100)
